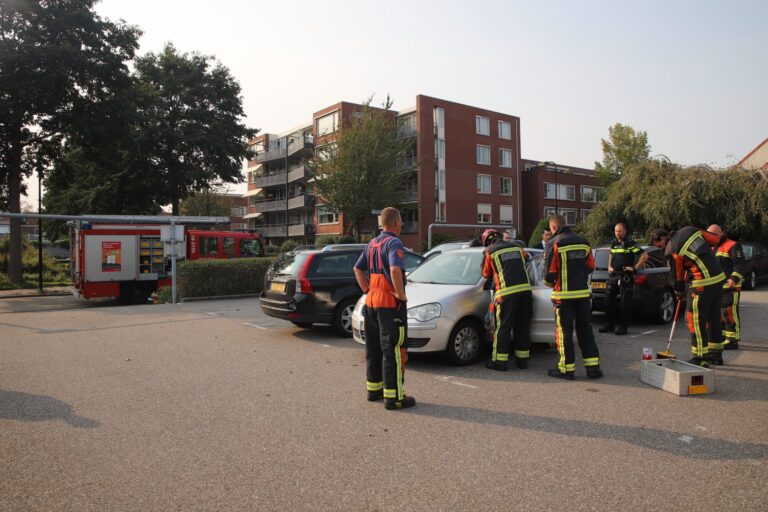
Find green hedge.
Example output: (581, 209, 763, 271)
(177, 257, 275, 298)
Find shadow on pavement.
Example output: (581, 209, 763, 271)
(290, 326, 361, 348)
(411, 402, 768, 461)
(0, 390, 101, 428)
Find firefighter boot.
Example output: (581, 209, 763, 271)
(485, 360, 509, 372)
(687, 357, 710, 369)
(598, 324, 615, 333)
(614, 325, 628, 336)
(547, 369, 575, 380)
(586, 366, 604, 379)
(367, 390, 383, 402)
(385, 396, 416, 410)
(515, 358, 528, 369)
(723, 339, 740, 350)
(706, 351, 724, 366)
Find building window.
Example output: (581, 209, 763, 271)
(544, 182, 576, 201)
(317, 205, 339, 225)
(581, 209, 592, 220)
(544, 207, 578, 226)
(316, 110, 339, 136)
(476, 145, 491, 165)
(498, 121, 512, 140)
(231, 206, 246, 217)
(437, 201, 446, 222)
(580, 185, 605, 203)
(437, 139, 445, 159)
(477, 203, 492, 224)
(500, 205, 513, 224)
(476, 116, 490, 136)
(477, 174, 491, 194)
(438, 169, 446, 190)
(315, 142, 336, 161)
(500, 177, 513, 196)
(499, 149, 513, 168)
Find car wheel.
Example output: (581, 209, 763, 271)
(291, 322, 313, 328)
(655, 289, 676, 324)
(748, 270, 758, 290)
(445, 319, 483, 366)
(332, 298, 356, 337)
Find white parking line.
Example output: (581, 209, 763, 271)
(630, 330, 657, 338)
(321, 344, 331, 348)
(434, 375, 479, 389)
(243, 322, 268, 330)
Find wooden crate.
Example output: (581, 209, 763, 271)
(640, 359, 716, 396)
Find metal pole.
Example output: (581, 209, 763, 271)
(285, 137, 289, 241)
(171, 219, 177, 304)
(37, 165, 43, 293)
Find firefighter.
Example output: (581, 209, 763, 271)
(658, 226, 725, 367)
(599, 223, 648, 335)
(707, 224, 747, 350)
(544, 214, 603, 380)
(481, 228, 533, 371)
(353, 207, 415, 410)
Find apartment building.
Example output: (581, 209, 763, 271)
(520, 159, 603, 239)
(243, 94, 601, 249)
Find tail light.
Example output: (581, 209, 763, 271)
(297, 253, 315, 294)
(634, 274, 646, 285)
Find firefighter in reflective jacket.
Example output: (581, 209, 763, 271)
(707, 224, 747, 350)
(599, 222, 648, 335)
(481, 229, 533, 371)
(661, 226, 725, 367)
(543, 214, 603, 380)
(353, 207, 415, 410)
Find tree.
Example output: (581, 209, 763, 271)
(581, 160, 768, 245)
(528, 217, 549, 248)
(594, 123, 651, 186)
(309, 97, 415, 240)
(0, 0, 140, 283)
(179, 189, 231, 217)
(132, 44, 256, 215)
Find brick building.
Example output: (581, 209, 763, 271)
(244, 94, 602, 249)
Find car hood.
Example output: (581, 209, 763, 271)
(405, 280, 483, 307)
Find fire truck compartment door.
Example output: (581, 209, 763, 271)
(84, 235, 138, 282)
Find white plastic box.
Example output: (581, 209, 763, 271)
(640, 359, 716, 396)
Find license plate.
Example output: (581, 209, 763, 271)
(591, 281, 606, 289)
(270, 281, 286, 293)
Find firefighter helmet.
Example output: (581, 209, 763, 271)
(481, 229, 501, 247)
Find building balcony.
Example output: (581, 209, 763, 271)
(256, 136, 314, 163)
(399, 125, 417, 139)
(252, 164, 310, 188)
(251, 194, 315, 213)
(254, 223, 315, 238)
(288, 194, 314, 210)
(401, 221, 418, 234)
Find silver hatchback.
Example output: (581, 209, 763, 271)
(351, 247, 555, 365)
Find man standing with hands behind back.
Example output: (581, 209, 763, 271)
(354, 207, 415, 410)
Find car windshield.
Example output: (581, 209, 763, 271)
(272, 252, 310, 276)
(408, 251, 484, 285)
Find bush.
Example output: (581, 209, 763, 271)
(279, 240, 297, 252)
(1, 237, 71, 287)
(317, 235, 338, 245)
(337, 235, 356, 244)
(265, 245, 280, 254)
(155, 286, 173, 304)
(177, 257, 275, 298)
(528, 218, 549, 248)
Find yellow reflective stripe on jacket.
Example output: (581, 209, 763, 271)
(555, 244, 590, 297)
(691, 272, 725, 288)
(716, 251, 730, 257)
(491, 247, 529, 292)
(679, 230, 703, 257)
(551, 289, 591, 299)
(495, 282, 533, 298)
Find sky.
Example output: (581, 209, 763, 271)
(23, 0, 768, 206)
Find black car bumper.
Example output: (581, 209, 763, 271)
(259, 294, 333, 324)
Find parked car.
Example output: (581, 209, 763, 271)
(351, 247, 552, 365)
(590, 246, 676, 323)
(260, 247, 424, 336)
(741, 242, 768, 290)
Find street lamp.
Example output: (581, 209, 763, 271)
(36, 160, 44, 293)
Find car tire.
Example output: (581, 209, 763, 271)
(445, 319, 483, 366)
(747, 270, 757, 290)
(332, 298, 356, 337)
(655, 288, 676, 324)
(291, 322, 313, 328)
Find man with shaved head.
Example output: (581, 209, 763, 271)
(708, 224, 747, 350)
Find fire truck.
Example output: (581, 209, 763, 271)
(70, 221, 264, 302)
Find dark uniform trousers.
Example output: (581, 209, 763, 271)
(492, 291, 533, 362)
(554, 298, 600, 373)
(721, 289, 741, 344)
(686, 284, 724, 356)
(364, 304, 408, 401)
(605, 276, 632, 328)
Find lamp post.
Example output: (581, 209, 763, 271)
(284, 136, 294, 241)
(37, 161, 44, 293)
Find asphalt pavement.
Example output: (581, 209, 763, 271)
(1, 291, 767, 511)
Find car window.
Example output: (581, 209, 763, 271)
(645, 248, 666, 268)
(313, 252, 359, 276)
(403, 252, 424, 272)
(272, 252, 311, 276)
(408, 252, 483, 285)
(742, 245, 753, 259)
(240, 239, 263, 257)
(200, 236, 218, 256)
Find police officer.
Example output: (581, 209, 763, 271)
(708, 224, 747, 350)
(599, 223, 648, 335)
(544, 214, 603, 380)
(658, 226, 725, 367)
(353, 207, 415, 410)
(481, 228, 533, 371)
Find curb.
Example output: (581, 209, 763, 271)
(0, 291, 72, 299)
(180, 293, 261, 303)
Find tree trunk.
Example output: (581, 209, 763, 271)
(172, 198, 179, 216)
(7, 138, 23, 285)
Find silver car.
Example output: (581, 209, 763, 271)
(351, 247, 555, 365)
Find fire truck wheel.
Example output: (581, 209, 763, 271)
(120, 285, 150, 305)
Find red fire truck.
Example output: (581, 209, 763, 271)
(71, 222, 264, 302)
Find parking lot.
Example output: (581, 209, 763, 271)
(1, 291, 767, 511)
